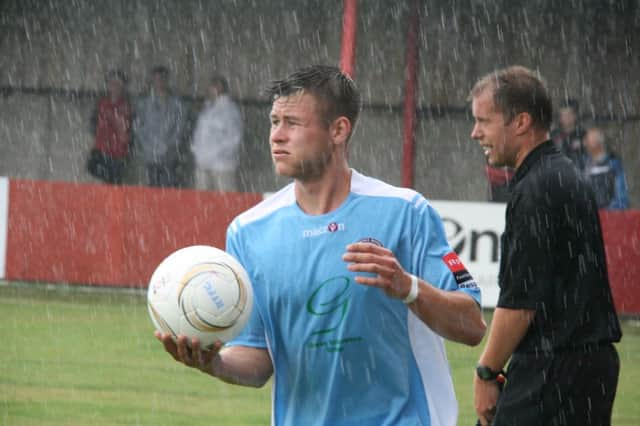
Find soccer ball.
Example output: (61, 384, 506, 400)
(147, 245, 253, 348)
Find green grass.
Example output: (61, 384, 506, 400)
(0, 282, 271, 426)
(1, 282, 638, 425)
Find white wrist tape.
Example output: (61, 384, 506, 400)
(403, 274, 419, 304)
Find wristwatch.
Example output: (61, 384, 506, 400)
(476, 364, 503, 381)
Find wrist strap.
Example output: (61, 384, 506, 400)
(403, 274, 419, 304)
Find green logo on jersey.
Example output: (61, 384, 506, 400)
(305, 276, 363, 352)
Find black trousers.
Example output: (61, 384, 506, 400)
(145, 163, 177, 188)
(87, 150, 125, 184)
(494, 344, 619, 426)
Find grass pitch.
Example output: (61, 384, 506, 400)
(1, 282, 638, 425)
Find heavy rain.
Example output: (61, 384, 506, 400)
(0, 0, 639, 425)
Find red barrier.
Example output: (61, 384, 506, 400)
(3, 178, 640, 314)
(5, 180, 262, 287)
(600, 210, 640, 315)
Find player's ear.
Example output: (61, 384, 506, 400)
(330, 116, 352, 146)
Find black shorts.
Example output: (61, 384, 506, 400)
(493, 344, 619, 426)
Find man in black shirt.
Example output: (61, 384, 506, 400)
(469, 66, 622, 426)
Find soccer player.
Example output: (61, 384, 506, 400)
(469, 66, 622, 426)
(157, 65, 486, 425)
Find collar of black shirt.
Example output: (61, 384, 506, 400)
(509, 140, 557, 188)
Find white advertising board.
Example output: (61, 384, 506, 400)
(0, 177, 8, 279)
(431, 200, 506, 308)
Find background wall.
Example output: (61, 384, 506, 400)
(1, 0, 639, 204)
(2, 178, 639, 313)
(4, 179, 262, 286)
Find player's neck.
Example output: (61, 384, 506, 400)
(294, 163, 351, 216)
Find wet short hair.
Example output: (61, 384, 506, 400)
(265, 65, 360, 131)
(105, 69, 127, 84)
(469, 65, 552, 131)
(211, 75, 230, 94)
(559, 98, 579, 114)
(151, 65, 170, 80)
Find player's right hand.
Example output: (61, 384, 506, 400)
(155, 331, 223, 375)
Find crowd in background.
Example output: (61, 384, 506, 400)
(550, 100, 630, 210)
(485, 98, 630, 209)
(88, 66, 243, 192)
(89, 67, 630, 209)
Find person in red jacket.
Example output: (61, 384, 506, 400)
(90, 69, 132, 184)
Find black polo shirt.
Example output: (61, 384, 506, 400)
(498, 140, 622, 355)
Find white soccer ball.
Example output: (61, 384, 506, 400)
(147, 245, 253, 348)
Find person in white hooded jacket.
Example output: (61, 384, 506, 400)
(191, 75, 244, 191)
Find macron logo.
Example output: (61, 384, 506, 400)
(302, 222, 346, 238)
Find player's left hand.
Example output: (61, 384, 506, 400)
(343, 242, 412, 300)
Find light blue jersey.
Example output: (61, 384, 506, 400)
(226, 170, 481, 426)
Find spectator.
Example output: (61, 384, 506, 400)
(88, 69, 132, 184)
(583, 127, 630, 209)
(550, 98, 586, 170)
(133, 66, 187, 187)
(191, 75, 244, 191)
